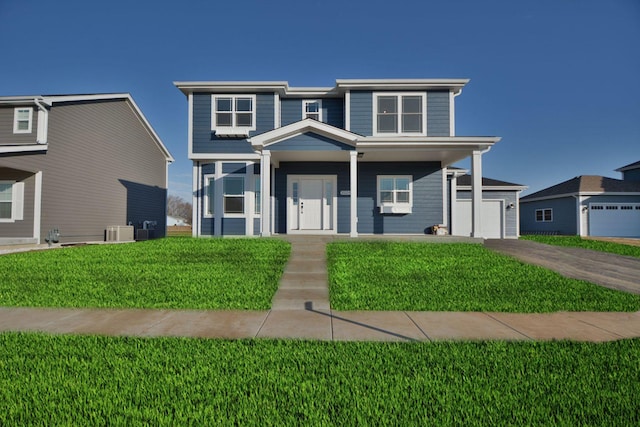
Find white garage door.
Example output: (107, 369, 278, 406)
(454, 200, 504, 238)
(589, 203, 640, 237)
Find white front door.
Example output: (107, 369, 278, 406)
(288, 175, 337, 234)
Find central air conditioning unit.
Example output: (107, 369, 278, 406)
(106, 225, 134, 242)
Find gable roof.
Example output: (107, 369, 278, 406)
(249, 118, 359, 148)
(521, 175, 640, 201)
(0, 94, 174, 162)
(616, 160, 640, 172)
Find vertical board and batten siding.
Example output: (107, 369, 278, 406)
(426, 91, 450, 136)
(357, 162, 443, 234)
(0, 99, 169, 243)
(520, 197, 577, 235)
(457, 190, 519, 237)
(0, 106, 39, 145)
(348, 91, 450, 136)
(0, 168, 35, 238)
(192, 93, 274, 154)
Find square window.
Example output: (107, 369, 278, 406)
(377, 175, 413, 213)
(303, 100, 322, 121)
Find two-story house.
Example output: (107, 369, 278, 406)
(175, 79, 514, 238)
(0, 94, 174, 245)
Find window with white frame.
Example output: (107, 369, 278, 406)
(377, 176, 413, 213)
(212, 95, 256, 133)
(535, 208, 553, 222)
(204, 175, 215, 217)
(223, 176, 245, 214)
(302, 100, 322, 121)
(374, 93, 425, 136)
(0, 181, 24, 222)
(13, 107, 33, 134)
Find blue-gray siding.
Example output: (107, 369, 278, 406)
(623, 169, 640, 182)
(458, 190, 519, 237)
(357, 162, 443, 234)
(280, 99, 301, 126)
(426, 91, 450, 136)
(268, 132, 353, 151)
(273, 161, 443, 235)
(349, 91, 373, 136)
(222, 218, 245, 235)
(281, 98, 344, 128)
(192, 93, 274, 154)
(520, 197, 577, 235)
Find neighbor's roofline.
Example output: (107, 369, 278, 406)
(520, 191, 640, 203)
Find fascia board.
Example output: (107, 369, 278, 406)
(521, 191, 640, 203)
(0, 144, 48, 154)
(359, 136, 501, 143)
(458, 185, 528, 191)
(189, 153, 261, 160)
(335, 79, 469, 92)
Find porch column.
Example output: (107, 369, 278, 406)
(33, 171, 43, 244)
(260, 150, 271, 236)
(450, 173, 457, 235)
(350, 150, 358, 237)
(471, 150, 483, 238)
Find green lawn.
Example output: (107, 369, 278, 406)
(0, 333, 637, 425)
(0, 238, 290, 310)
(521, 235, 640, 258)
(327, 242, 640, 312)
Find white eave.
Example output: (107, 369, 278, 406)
(0, 144, 48, 154)
(458, 185, 528, 191)
(250, 118, 359, 148)
(521, 191, 640, 203)
(335, 79, 470, 94)
(357, 136, 500, 148)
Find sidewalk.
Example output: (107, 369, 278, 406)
(1, 236, 639, 342)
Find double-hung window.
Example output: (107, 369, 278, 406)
(377, 176, 413, 214)
(0, 181, 24, 222)
(212, 95, 256, 136)
(302, 100, 322, 121)
(223, 176, 245, 214)
(374, 93, 426, 136)
(535, 208, 552, 222)
(13, 107, 33, 134)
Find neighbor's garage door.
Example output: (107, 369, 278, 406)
(589, 203, 640, 237)
(454, 200, 504, 238)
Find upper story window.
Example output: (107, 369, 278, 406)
(13, 107, 33, 134)
(373, 93, 426, 136)
(303, 100, 322, 121)
(212, 95, 256, 136)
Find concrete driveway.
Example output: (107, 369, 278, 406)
(484, 239, 640, 295)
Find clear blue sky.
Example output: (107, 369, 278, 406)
(1, 0, 638, 200)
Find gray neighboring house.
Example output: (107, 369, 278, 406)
(520, 160, 640, 237)
(450, 172, 526, 239)
(0, 94, 174, 245)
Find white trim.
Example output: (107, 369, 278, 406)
(376, 175, 413, 213)
(190, 153, 261, 160)
(350, 151, 358, 237)
(345, 90, 351, 131)
(0, 144, 48, 154)
(13, 107, 33, 133)
(261, 151, 271, 236)
(192, 162, 200, 236)
(34, 100, 49, 144)
(213, 162, 223, 236)
(211, 94, 257, 134)
(521, 191, 640, 203)
(286, 175, 338, 235)
(372, 92, 427, 137)
(450, 174, 458, 234)
(449, 90, 455, 136)
(274, 93, 280, 128)
(302, 99, 322, 122)
(0, 180, 21, 223)
(250, 118, 358, 147)
(576, 195, 584, 237)
(33, 171, 42, 244)
(471, 150, 483, 237)
(188, 93, 194, 159)
(458, 185, 528, 191)
(203, 174, 216, 218)
(442, 169, 448, 227)
(358, 136, 501, 144)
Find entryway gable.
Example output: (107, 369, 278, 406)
(268, 132, 354, 151)
(249, 118, 359, 149)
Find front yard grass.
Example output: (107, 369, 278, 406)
(327, 242, 640, 312)
(0, 238, 290, 310)
(521, 235, 640, 258)
(0, 333, 637, 425)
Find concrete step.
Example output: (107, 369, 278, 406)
(271, 288, 330, 310)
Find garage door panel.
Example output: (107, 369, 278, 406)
(454, 200, 504, 238)
(589, 204, 640, 237)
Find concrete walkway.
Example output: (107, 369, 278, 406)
(1, 236, 639, 341)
